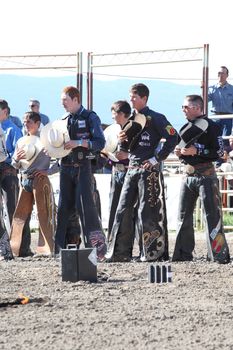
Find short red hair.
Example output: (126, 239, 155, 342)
(62, 86, 80, 103)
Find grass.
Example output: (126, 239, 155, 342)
(223, 213, 233, 228)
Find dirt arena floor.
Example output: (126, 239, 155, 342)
(0, 231, 233, 350)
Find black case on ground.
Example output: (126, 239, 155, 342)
(61, 245, 97, 283)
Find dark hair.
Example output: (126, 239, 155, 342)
(62, 86, 80, 103)
(185, 95, 204, 111)
(23, 111, 41, 123)
(220, 66, 229, 75)
(0, 99, 9, 110)
(130, 83, 150, 99)
(111, 100, 131, 118)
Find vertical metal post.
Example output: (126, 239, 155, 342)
(76, 52, 83, 104)
(202, 44, 209, 116)
(87, 52, 93, 110)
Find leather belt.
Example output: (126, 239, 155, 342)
(185, 162, 215, 176)
(62, 163, 81, 168)
(114, 163, 127, 172)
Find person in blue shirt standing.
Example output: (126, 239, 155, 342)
(106, 83, 178, 262)
(54, 86, 107, 261)
(0, 99, 16, 260)
(28, 99, 50, 126)
(7, 107, 23, 130)
(0, 101, 22, 229)
(208, 66, 233, 145)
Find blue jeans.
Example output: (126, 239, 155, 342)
(107, 169, 135, 260)
(0, 164, 31, 254)
(0, 164, 19, 224)
(0, 176, 13, 260)
(55, 161, 106, 259)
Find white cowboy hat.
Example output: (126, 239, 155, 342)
(17, 135, 43, 169)
(102, 123, 121, 153)
(40, 119, 71, 158)
(0, 127, 7, 162)
(134, 113, 147, 129)
(107, 152, 119, 162)
(220, 162, 233, 180)
(102, 123, 121, 162)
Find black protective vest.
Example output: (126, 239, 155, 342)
(62, 109, 94, 164)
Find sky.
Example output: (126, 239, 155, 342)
(1, 0, 233, 82)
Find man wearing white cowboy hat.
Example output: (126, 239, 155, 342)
(10, 111, 59, 257)
(106, 83, 178, 262)
(172, 94, 230, 264)
(53, 86, 106, 261)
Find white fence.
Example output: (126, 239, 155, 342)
(20, 169, 233, 233)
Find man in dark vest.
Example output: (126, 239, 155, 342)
(106, 83, 178, 262)
(54, 86, 107, 261)
(172, 94, 230, 263)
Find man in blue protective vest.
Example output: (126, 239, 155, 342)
(54, 86, 107, 261)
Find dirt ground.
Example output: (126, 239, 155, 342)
(1, 231, 233, 350)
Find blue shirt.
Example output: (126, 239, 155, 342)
(208, 82, 233, 114)
(40, 113, 50, 125)
(1, 119, 23, 164)
(9, 115, 23, 129)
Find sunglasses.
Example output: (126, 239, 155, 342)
(29, 104, 38, 108)
(182, 105, 194, 110)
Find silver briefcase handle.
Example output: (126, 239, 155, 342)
(66, 244, 78, 250)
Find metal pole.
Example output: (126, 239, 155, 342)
(76, 52, 83, 103)
(87, 52, 93, 109)
(202, 44, 209, 116)
(90, 53, 93, 109)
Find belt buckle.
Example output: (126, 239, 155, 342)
(73, 163, 79, 168)
(115, 164, 126, 171)
(185, 165, 195, 175)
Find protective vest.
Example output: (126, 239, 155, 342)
(63, 109, 94, 164)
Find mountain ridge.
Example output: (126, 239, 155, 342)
(0, 74, 200, 130)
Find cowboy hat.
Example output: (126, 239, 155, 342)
(17, 135, 43, 169)
(220, 162, 233, 180)
(40, 119, 71, 158)
(0, 127, 7, 162)
(134, 113, 147, 129)
(107, 151, 120, 162)
(121, 113, 147, 151)
(178, 118, 209, 148)
(102, 123, 121, 162)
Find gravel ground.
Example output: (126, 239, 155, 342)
(0, 231, 233, 350)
